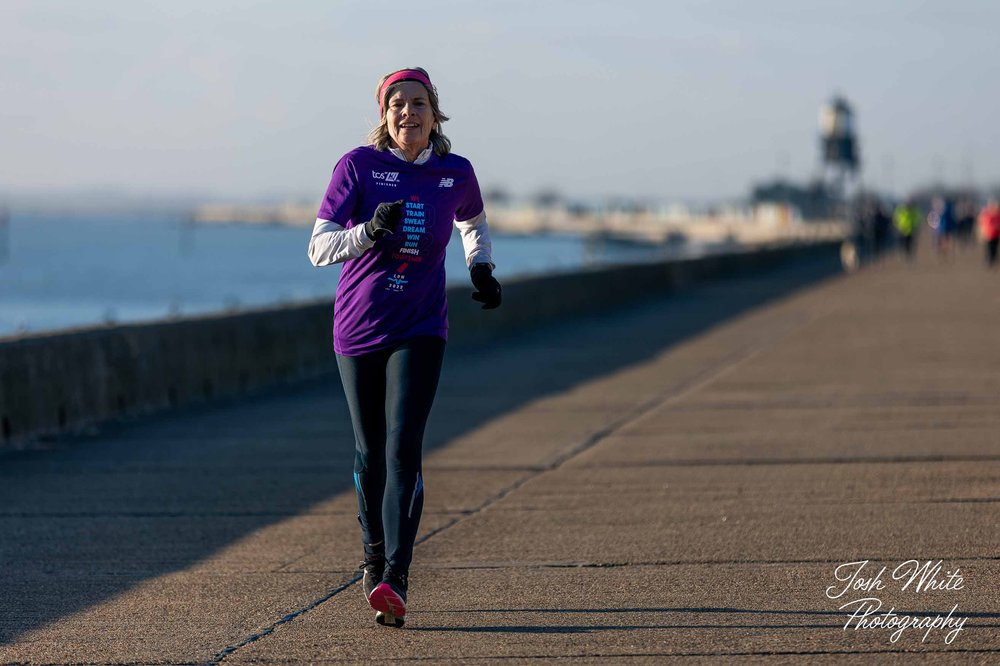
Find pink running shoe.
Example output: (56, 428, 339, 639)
(369, 569, 407, 628)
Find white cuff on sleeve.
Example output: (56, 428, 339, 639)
(307, 218, 376, 266)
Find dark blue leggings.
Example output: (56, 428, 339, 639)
(336, 335, 446, 577)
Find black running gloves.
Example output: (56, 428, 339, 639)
(365, 200, 405, 240)
(470, 263, 502, 310)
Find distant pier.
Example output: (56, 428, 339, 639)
(192, 201, 850, 246)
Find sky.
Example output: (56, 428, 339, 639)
(2, 0, 999, 205)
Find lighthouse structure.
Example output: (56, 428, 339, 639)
(819, 96, 861, 207)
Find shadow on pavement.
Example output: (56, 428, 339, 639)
(0, 253, 842, 645)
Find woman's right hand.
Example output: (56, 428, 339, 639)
(365, 200, 405, 240)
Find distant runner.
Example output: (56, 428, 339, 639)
(978, 199, 1000, 268)
(893, 199, 921, 262)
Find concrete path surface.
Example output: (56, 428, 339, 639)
(2, 246, 999, 664)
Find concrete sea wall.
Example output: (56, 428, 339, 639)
(0, 241, 839, 450)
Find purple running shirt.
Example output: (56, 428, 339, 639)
(317, 146, 484, 356)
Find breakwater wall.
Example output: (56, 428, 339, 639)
(0, 241, 840, 450)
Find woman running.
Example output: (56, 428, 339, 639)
(307, 67, 501, 627)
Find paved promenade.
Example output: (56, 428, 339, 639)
(2, 245, 999, 664)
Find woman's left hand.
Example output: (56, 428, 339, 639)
(470, 264, 502, 310)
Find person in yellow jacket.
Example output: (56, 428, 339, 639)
(893, 200, 921, 262)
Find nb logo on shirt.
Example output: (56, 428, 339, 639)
(372, 171, 400, 184)
(438, 178, 454, 188)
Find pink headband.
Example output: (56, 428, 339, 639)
(378, 69, 433, 115)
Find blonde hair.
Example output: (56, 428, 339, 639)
(367, 67, 451, 156)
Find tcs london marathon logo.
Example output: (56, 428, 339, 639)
(372, 171, 400, 187)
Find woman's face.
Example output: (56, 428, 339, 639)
(386, 81, 434, 153)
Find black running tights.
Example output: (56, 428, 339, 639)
(336, 335, 446, 577)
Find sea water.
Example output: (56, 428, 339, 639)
(0, 212, 719, 337)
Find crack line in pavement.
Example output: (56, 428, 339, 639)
(0, 511, 347, 518)
(413, 555, 1000, 569)
(412, 607, 1000, 619)
(212, 308, 832, 663)
(205, 646, 1000, 663)
(573, 454, 1000, 467)
(423, 464, 546, 471)
(1, 662, 220, 666)
(209, 575, 361, 665)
